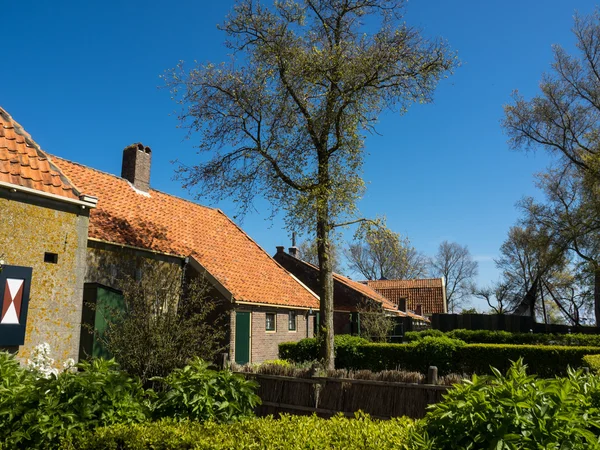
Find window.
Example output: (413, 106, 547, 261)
(288, 311, 297, 331)
(44, 252, 58, 264)
(265, 313, 276, 331)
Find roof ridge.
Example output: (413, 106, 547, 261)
(0, 107, 82, 199)
(50, 154, 220, 213)
(366, 278, 443, 284)
(281, 252, 387, 302)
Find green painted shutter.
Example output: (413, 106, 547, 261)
(235, 311, 251, 365)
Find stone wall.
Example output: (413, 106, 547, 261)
(0, 191, 89, 365)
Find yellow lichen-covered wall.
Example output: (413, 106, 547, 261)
(0, 192, 89, 366)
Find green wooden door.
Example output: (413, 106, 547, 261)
(235, 311, 251, 365)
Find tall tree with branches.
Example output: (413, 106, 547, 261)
(346, 222, 427, 280)
(429, 241, 478, 313)
(503, 9, 600, 323)
(166, 0, 456, 368)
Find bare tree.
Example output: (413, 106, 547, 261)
(503, 9, 600, 324)
(166, 0, 456, 368)
(346, 222, 428, 280)
(429, 241, 478, 313)
(356, 299, 395, 342)
(472, 282, 514, 315)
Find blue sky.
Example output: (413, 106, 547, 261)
(3, 1, 597, 310)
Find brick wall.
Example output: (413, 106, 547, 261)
(231, 305, 314, 364)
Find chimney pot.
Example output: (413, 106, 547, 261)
(122, 143, 152, 192)
(289, 247, 298, 258)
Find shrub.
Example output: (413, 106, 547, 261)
(281, 340, 600, 376)
(153, 358, 260, 423)
(406, 329, 600, 347)
(65, 413, 414, 450)
(279, 334, 369, 365)
(0, 355, 150, 449)
(404, 329, 444, 342)
(411, 360, 600, 449)
(583, 354, 600, 374)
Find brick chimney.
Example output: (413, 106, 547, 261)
(289, 247, 298, 258)
(276, 246, 285, 254)
(398, 298, 407, 312)
(415, 305, 422, 316)
(122, 143, 151, 192)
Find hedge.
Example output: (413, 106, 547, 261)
(405, 329, 600, 347)
(280, 338, 600, 376)
(65, 414, 414, 450)
(583, 354, 600, 374)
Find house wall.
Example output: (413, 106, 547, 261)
(0, 190, 89, 365)
(230, 305, 314, 364)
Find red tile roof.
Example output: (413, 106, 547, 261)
(365, 279, 446, 315)
(282, 255, 427, 321)
(51, 156, 319, 309)
(0, 107, 80, 200)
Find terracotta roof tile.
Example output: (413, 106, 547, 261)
(0, 107, 80, 200)
(280, 255, 427, 321)
(52, 156, 319, 310)
(365, 279, 446, 315)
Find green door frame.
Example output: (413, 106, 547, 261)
(235, 311, 251, 365)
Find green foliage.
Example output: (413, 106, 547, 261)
(407, 329, 600, 347)
(412, 360, 600, 449)
(583, 354, 600, 374)
(99, 265, 227, 386)
(404, 329, 444, 342)
(153, 358, 260, 423)
(0, 354, 149, 449)
(279, 334, 369, 366)
(66, 413, 414, 450)
(281, 338, 600, 376)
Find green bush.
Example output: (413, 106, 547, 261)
(65, 413, 414, 450)
(153, 357, 260, 422)
(411, 360, 600, 449)
(0, 355, 150, 449)
(406, 329, 600, 347)
(279, 334, 369, 366)
(583, 354, 600, 374)
(281, 339, 600, 376)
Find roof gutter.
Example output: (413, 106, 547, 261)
(235, 300, 318, 311)
(0, 181, 98, 209)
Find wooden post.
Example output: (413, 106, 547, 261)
(583, 367, 590, 375)
(220, 352, 230, 370)
(428, 366, 438, 385)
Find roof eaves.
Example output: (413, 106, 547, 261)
(0, 180, 97, 209)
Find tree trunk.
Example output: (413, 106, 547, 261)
(316, 202, 335, 370)
(594, 268, 600, 326)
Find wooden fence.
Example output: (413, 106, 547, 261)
(240, 373, 449, 419)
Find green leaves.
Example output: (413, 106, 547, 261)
(152, 357, 261, 423)
(412, 359, 600, 450)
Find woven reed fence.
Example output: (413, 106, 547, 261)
(240, 373, 449, 419)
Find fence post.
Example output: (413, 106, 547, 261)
(220, 352, 230, 370)
(428, 366, 438, 385)
(583, 367, 590, 375)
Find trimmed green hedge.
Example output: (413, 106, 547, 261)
(280, 338, 600, 376)
(65, 414, 414, 449)
(405, 329, 600, 347)
(583, 354, 600, 374)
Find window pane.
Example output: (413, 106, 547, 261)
(288, 312, 296, 331)
(266, 313, 275, 331)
